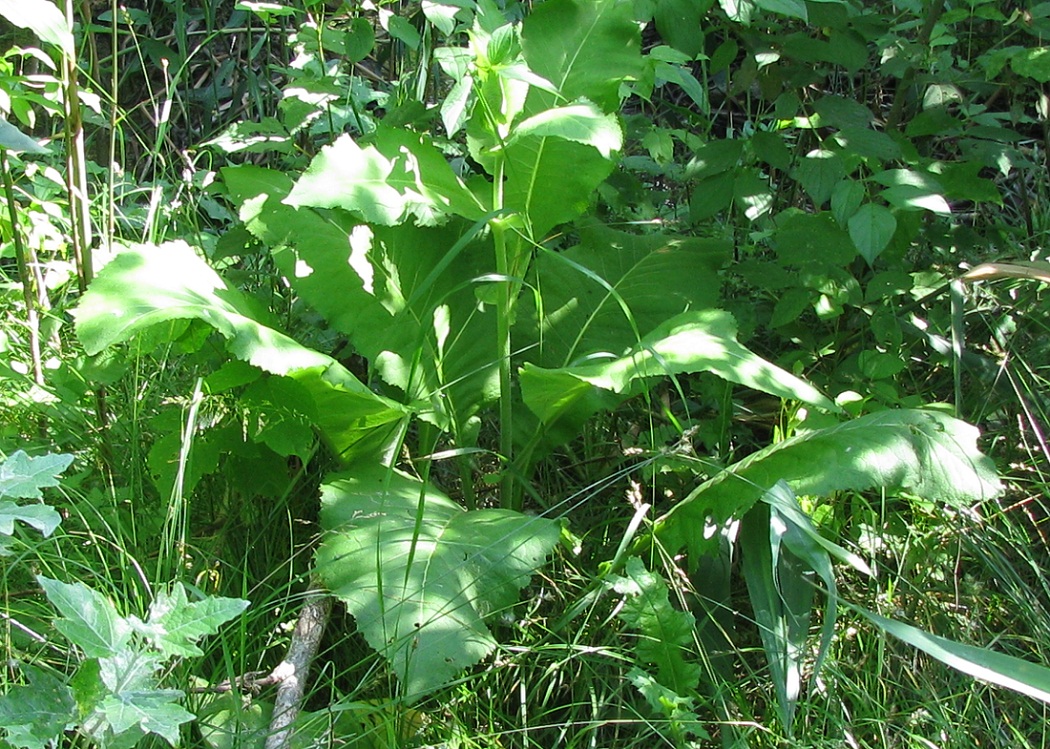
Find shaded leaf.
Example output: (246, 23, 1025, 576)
(0, 664, 76, 749)
(517, 221, 731, 368)
(848, 203, 896, 264)
(316, 465, 559, 698)
(0, 119, 49, 154)
(612, 557, 701, 694)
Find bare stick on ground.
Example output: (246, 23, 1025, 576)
(264, 581, 333, 749)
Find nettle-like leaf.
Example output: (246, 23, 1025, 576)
(225, 166, 500, 427)
(0, 664, 76, 749)
(130, 583, 249, 658)
(72, 241, 407, 460)
(656, 409, 1003, 556)
(520, 309, 836, 433)
(0, 450, 74, 500)
(612, 557, 701, 695)
(0, 502, 62, 540)
(37, 577, 131, 659)
(315, 464, 559, 699)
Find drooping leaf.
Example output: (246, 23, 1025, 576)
(0, 451, 73, 500)
(0, 119, 49, 154)
(517, 221, 731, 368)
(285, 128, 486, 226)
(848, 203, 897, 264)
(0, 502, 62, 539)
(507, 99, 623, 157)
(520, 309, 837, 432)
(612, 557, 701, 695)
(131, 583, 249, 658)
(315, 464, 560, 699)
(72, 241, 407, 460)
(37, 577, 130, 659)
(0, 0, 74, 55)
(858, 607, 1050, 705)
(225, 166, 500, 428)
(740, 501, 811, 736)
(740, 481, 862, 736)
(0, 664, 76, 749)
(656, 409, 1002, 556)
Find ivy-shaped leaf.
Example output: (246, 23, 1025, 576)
(0, 502, 62, 539)
(0, 664, 76, 749)
(130, 583, 249, 658)
(37, 577, 130, 659)
(315, 464, 559, 699)
(0, 451, 73, 500)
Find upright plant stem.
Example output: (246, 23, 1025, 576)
(492, 158, 517, 510)
(63, 0, 93, 291)
(1, 151, 44, 390)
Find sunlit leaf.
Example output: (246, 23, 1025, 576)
(0, 0, 73, 55)
(657, 409, 1002, 556)
(0, 451, 73, 500)
(316, 464, 559, 699)
(37, 577, 130, 659)
(72, 241, 407, 460)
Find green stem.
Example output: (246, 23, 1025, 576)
(1, 151, 44, 390)
(492, 158, 517, 510)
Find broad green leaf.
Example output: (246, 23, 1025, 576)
(612, 557, 701, 694)
(73, 241, 407, 460)
(0, 664, 76, 749)
(859, 607, 1050, 704)
(504, 0, 643, 238)
(656, 409, 1002, 556)
(507, 100, 623, 157)
(315, 464, 560, 698)
(0, 451, 73, 500)
(521, 0, 643, 112)
(37, 577, 130, 659)
(793, 149, 845, 207)
(0, 0, 73, 55)
(830, 179, 864, 227)
(1011, 46, 1050, 83)
(517, 221, 731, 368)
(652, 0, 713, 58)
(881, 185, 952, 214)
(225, 166, 500, 429)
(133, 583, 249, 658)
(0, 119, 49, 154)
(520, 309, 836, 431)
(848, 203, 897, 264)
(502, 136, 616, 238)
(285, 128, 487, 226)
(0, 501, 62, 538)
(99, 690, 193, 745)
(755, 0, 807, 20)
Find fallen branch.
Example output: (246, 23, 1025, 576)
(264, 581, 332, 749)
